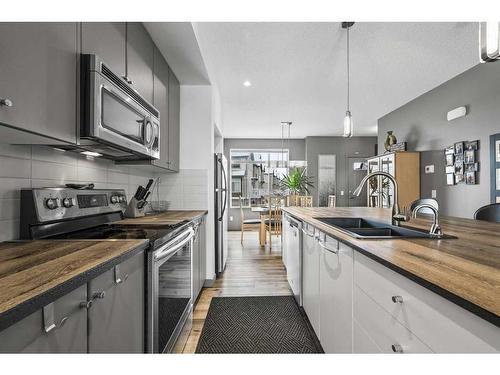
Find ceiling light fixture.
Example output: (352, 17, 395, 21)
(342, 22, 355, 138)
(243, 80, 252, 87)
(81, 151, 102, 157)
(479, 22, 500, 62)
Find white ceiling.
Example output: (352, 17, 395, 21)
(193, 22, 480, 138)
(144, 22, 210, 85)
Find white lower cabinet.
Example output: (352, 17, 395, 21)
(353, 319, 382, 353)
(353, 251, 500, 353)
(302, 223, 320, 336)
(319, 234, 353, 353)
(295, 220, 499, 354)
(354, 285, 433, 353)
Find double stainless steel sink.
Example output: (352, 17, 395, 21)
(314, 217, 455, 239)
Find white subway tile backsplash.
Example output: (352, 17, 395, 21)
(0, 178, 31, 199)
(0, 156, 31, 178)
(0, 145, 31, 160)
(0, 199, 20, 220)
(0, 145, 207, 241)
(32, 160, 77, 181)
(31, 147, 77, 166)
(77, 166, 107, 183)
(0, 219, 19, 242)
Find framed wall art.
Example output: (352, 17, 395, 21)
(445, 139, 479, 186)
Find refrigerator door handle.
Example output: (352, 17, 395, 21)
(219, 158, 228, 221)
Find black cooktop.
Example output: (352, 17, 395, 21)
(52, 221, 189, 248)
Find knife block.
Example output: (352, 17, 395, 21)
(124, 197, 146, 218)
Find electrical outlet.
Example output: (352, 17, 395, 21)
(229, 216, 233, 222)
(340, 190, 345, 196)
(425, 165, 435, 174)
(431, 190, 437, 198)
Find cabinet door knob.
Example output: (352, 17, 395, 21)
(392, 295, 404, 303)
(92, 291, 106, 299)
(391, 344, 404, 353)
(0, 98, 13, 107)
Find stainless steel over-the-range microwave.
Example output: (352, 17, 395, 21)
(77, 54, 160, 160)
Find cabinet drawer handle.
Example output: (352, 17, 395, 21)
(80, 300, 93, 309)
(301, 228, 314, 237)
(391, 295, 404, 303)
(122, 76, 134, 85)
(114, 265, 129, 284)
(92, 291, 106, 299)
(317, 238, 339, 254)
(0, 98, 13, 107)
(43, 303, 69, 333)
(391, 344, 404, 353)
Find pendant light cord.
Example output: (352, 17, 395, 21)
(346, 25, 350, 112)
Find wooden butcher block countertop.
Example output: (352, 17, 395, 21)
(0, 239, 148, 331)
(115, 210, 208, 226)
(282, 206, 500, 326)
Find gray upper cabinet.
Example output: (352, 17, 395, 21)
(168, 67, 180, 172)
(152, 46, 170, 170)
(0, 23, 78, 144)
(126, 23, 154, 103)
(88, 251, 145, 353)
(81, 22, 126, 76)
(0, 285, 87, 353)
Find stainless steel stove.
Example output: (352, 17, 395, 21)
(20, 188, 194, 353)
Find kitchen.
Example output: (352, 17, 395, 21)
(0, 1, 499, 372)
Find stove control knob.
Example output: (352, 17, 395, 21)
(110, 195, 119, 204)
(62, 197, 74, 208)
(45, 198, 59, 210)
(119, 196, 126, 203)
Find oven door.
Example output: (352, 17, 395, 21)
(150, 227, 193, 353)
(90, 71, 159, 158)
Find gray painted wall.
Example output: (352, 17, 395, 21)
(305, 137, 377, 207)
(378, 63, 500, 219)
(223, 138, 306, 230)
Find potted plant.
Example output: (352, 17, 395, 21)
(279, 168, 314, 206)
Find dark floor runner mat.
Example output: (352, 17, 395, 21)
(195, 296, 323, 354)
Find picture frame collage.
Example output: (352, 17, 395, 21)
(445, 140, 479, 185)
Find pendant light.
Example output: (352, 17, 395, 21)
(280, 121, 292, 169)
(342, 22, 355, 137)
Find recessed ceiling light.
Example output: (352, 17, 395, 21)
(243, 80, 252, 87)
(81, 151, 102, 157)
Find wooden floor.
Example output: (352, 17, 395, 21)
(175, 230, 291, 353)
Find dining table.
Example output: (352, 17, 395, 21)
(251, 206, 270, 247)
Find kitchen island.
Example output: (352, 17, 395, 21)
(282, 206, 500, 353)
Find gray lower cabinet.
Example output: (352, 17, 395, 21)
(81, 22, 126, 77)
(126, 23, 154, 103)
(88, 250, 145, 353)
(192, 216, 207, 301)
(0, 22, 78, 144)
(167, 67, 180, 172)
(0, 285, 87, 353)
(302, 223, 320, 336)
(318, 235, 353, 353)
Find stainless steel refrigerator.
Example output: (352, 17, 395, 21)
(214, 153, 228, 275)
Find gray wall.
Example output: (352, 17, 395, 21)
(224, 138, 306, 230)
(305, 137, 377, 207)
(378, 63, 500, 218)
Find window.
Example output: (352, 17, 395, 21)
(230, 149, 289, 208)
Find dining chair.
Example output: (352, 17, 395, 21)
(298, 196, 313, 207)
(474, 203, 500, 223)
(328, 195, 336, 208)
(265, 196, 282, 248)
(239, 197, 260, 244)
